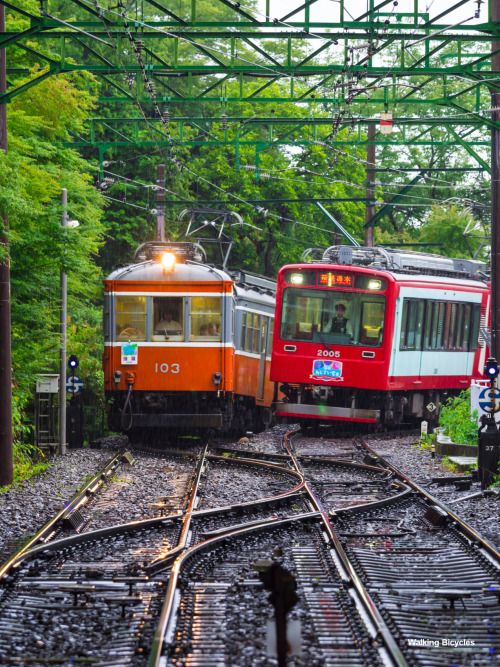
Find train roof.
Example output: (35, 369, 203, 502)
(105, 260, 231, 283)
(105, 242, 277, 296)
(297, 245, 489, 283)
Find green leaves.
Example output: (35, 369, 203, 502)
(2, 64, 106, 453)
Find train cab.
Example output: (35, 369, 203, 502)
(271, 246, 489, 427)
(103, 242, 276, 439)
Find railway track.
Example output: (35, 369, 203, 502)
(0, 430, 499, 665)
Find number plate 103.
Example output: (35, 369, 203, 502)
(155, 363, 180, 374)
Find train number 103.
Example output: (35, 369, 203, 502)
(316, 349, 340, 358)
(155, 363, 180, 374)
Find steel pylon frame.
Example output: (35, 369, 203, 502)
(0, 0, 498, 211)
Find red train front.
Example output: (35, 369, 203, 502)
(270, 246, 490, 428)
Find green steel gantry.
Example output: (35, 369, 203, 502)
(1, 1, 499, 182)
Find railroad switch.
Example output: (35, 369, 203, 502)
(421, 505, 448, 528)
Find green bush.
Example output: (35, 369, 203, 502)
(438, 390, 478, 447)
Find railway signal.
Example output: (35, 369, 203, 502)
(68, 355, 79, 373)
(478, 357, 500, 488)
(485, 357, 500, 379)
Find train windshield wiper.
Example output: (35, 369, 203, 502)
(315, 328, 333, 352)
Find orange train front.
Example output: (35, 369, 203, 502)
(103, 242, 276, 440)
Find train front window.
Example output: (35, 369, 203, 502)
(116, 296, 147, 341)
(280, 288, 385, 347)
(190, 297, 221, 340)
(153, 297, 184, 341)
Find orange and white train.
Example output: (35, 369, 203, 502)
(103, 241, 276, 440)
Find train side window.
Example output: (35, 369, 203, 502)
(241, 312, 247, 350)
(424, 301, 434, 349)
(116, 296, 147, 341)
(470, 304, 481, 351)
(455, 303, 467, 350)
(443, 302, 457, 350)
(407, 301, 418, 349)
(460, 304, 471, 351)
(253, 314, 261, 353)
(400, 300, 424, 350)
(190, 297, 221, 340)
(245, 313, 253, 352)
(152, 297, 184, 341)
(400, 300, 409, 349)
(360, 300, 385, 347)
(431, 302, 445, 349)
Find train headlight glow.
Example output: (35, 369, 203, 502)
(161, 252, 176, 270)
(368, 279, 382, 290)
(290, 273, 304, 284)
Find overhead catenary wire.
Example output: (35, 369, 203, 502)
(83, 1, 486, 238)
(84, 0, 486, 179)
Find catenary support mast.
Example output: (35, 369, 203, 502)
(365, 124, 376, 248)
(0, 4, 13, 486)
(492, 0, 500, 363)
(156, 163, 165, 242)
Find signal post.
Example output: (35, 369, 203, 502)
(483, 0, 500, 488)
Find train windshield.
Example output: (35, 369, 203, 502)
(153, 296, 184, 341)
(116, 296, 147, 341)
(280, 288, 386, 347)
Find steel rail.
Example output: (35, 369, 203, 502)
(146, 510, 321, 667)
(284, 430, 409, 667)
(0, 448, 129, 578)
(5, 514, 181, 563)
(147, 449, 306, 573)
(357, 437, 500, 561)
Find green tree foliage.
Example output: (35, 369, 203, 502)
(418, 205, 487, 259)
(0, 67, 106, 454)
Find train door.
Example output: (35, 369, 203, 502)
(257, 317, 268, 400)
(396, 297, 425, 384)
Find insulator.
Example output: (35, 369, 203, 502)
(162, 109, 172, 124)
(242, 165, 256, 170)
(134, 38, 144, 54)
(221, 112, 228, 130)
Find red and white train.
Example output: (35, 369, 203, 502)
(103, 241, 276, 439)
(270, 245, 490, 427)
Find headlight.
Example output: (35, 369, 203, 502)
(161, 252, 176, 269)
(290, 273, 304, 284)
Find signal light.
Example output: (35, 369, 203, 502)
(68, 354, 79, 371)
(484, 357, 499, 379)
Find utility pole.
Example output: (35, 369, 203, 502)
(156, 163, 165, 242)
(59, 189, 68, 456)
(477, 0, 500, 489)
(365, 124, 376, 247)
(0, 5, 13, 485)
(492, 0, 500, 362)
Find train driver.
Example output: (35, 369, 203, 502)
(156, 310, 182, 334)
(326, 303, 353, 336)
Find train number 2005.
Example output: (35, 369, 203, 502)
(155, 363, 180, 373)
(316, 349, 340, 358)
